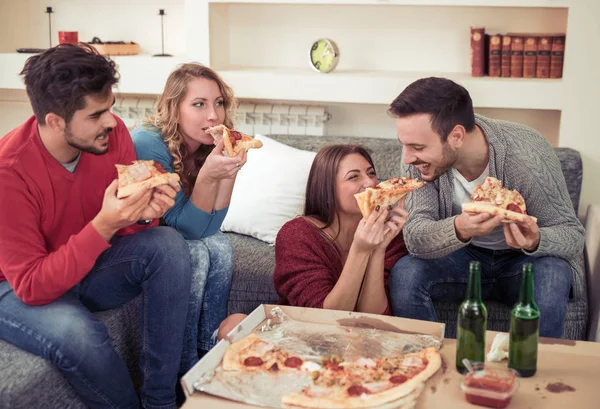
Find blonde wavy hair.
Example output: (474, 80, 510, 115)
(145, 63, 237, 195)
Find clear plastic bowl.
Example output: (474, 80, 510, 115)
(460, 365, 519, 409)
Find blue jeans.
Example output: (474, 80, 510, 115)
(0, 227, 192, 409)
(389, 245, 572, 338)
(180, 231, 233, 373)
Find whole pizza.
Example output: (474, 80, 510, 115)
(221, 333, 441, 408)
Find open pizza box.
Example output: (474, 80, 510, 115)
(182, 304, 600, 409)
(181, 304, 446, 409)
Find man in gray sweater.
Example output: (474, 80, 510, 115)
(388, 77, 584, 338)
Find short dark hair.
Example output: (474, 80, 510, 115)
(304, 144, 375, 233)
(20, 44, 119, 125)
(388, 77, 475, 141)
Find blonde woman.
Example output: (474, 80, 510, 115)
(131, 63, 245, 372)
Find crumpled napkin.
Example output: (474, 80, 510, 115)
(487, 333, 509, 362)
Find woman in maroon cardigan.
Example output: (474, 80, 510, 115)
(273, 144, 409, 315)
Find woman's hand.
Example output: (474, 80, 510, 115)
(197, 140, 247, 183)
(376, 205, 408, 252)
(352, 206, 390, 254)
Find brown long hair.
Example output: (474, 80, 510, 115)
(304, 144, 376, 237)
(145, 63, 236, 195)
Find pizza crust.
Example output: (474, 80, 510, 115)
(282, 347, 441, 409)
(360, 347, 440, 407)
(115, 162, 179, 199)
(462, 202, 537, 223)
(354, 177, 426, 219)
(222, 333, 262, 371)
(206, 124, 263, 156)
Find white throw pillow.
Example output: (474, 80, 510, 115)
(220, 134, 317, 244)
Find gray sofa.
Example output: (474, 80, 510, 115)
(0, 135, 589, 408)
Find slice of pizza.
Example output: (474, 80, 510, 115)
(461, 177, 537, 223)
(206, 124, 263, 157)
(222, 333, 306, 374)
(115, 160, 180, 199)
(354, 177, 426, 219)
(281, 347, 441, 408)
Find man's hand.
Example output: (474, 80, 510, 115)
(139, 176, 180, 220)
(455, 212, 505, 242)
(92, 180, 153, 241)
(503, 216, 541, 252)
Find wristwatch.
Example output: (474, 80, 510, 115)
(136, 219, 152, 225)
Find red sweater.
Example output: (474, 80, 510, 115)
(273, 217, 408, 314)
(0, 115, 156, 305)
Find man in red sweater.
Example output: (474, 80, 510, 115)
(0, 45, 192, 409)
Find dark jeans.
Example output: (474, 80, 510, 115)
(389, 245, 572, 338)
(0, 227, 192, 409)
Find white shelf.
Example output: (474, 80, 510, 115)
(0, 53, 187, 96)
(219, 68, 564, 110)
(0, 54, 563, 109)
(207, 0, 570, 7)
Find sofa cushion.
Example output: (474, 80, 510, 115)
(221, 135, 316, 244)
(225, 233, 279, 315)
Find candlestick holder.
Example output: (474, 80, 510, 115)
(153, 9, 172, 57)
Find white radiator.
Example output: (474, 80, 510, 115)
(237, 103, 331, 136)
(112, 96, 331, 136)
(111, 96, 157, 129)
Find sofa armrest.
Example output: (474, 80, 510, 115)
(585, 204, 600, 341)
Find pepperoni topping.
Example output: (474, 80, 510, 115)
(243, 356, 264, 367)
(347, 385, 370, 397)
(284, 357, 303, 368)
(153, 161, 167, 174)
(506, 203, 522, 214)
(230, 130, 243, 140)
(325, 362, 344, 371)
(390, 375, 408, 384)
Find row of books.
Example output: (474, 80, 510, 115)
(470, 27, 566, 79)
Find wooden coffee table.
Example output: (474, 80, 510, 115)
(183, 328, 600, 409)
(417, 331, 600, 408)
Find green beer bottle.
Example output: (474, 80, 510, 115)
(456, 261, 487, 374)
(509, 263, 539, 377)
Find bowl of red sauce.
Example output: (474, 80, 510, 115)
(460, 365, 518, 408)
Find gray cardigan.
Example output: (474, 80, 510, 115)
(403, 114, 585, 280)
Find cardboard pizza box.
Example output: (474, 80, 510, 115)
(181, 304, 445, 408)
(181, 305, 600, 409)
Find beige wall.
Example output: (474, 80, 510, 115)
(559, 0, 600, 218)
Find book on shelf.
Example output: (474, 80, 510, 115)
(536, 35, 552, 78)
(550, 35, 566, 78)
(488, 34, 502, 77)
(469, 29, 566, 80)
(470, 27, 486, 77)
(501, 35, 512, 78)
(510, 35, 524, 78)
(523, 35, 538, 78)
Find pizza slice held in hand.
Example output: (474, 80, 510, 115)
(354, 177, 426, 219)
(461, 176, 537, 223)
(206, 124, 263, 157)
(115, 160, 180, 199)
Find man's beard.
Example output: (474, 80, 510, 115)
(413, 142, 458, 181)
(65, 126, 111, 156)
